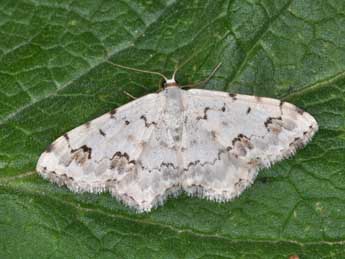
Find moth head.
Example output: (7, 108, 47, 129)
(161, 78, 179, 88)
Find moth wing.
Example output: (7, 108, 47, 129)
(181, 89, 318, 200)
(37, 93, 179, 212)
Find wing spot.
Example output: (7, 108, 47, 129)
(221, 103, 226, 112)
(290, 137, 304, 149)
(229, 93, 237, 100)
(111, 152, 136, 171)
(232, 134, 243, 145)
(125, 120, 130, 125)
(246, 107, 251, 114)
(71, 145, 92, 164)
(296, 107, 304, 115)
(122, 193, 136, 202)
(110, 109, 117, 118)
(231, 134, 253, 157)
(279, 101, 285, 109)
(45, 143, 55, 153)
(99, 129, 106, 136)
(264, 116, 283, 133)
(140, 115, 157, 127)
(197, 107, 210, 120)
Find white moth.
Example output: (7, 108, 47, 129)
(36, 64, 318, 212)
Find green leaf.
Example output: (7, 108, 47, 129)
(1, 0, 344, 258)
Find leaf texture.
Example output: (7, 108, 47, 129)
(0, 0, 345, 258)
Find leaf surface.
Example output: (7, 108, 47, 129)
(1, 0, 345, 258)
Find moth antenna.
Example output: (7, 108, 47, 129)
(172, 64, 179, 81)
(123, 91, 137, 100)
(106, 60, 169, 81)
(172, 51, 201, 79)
(181, 62, 222, 89)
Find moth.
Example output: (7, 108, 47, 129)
(36, 62, 318, 212)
